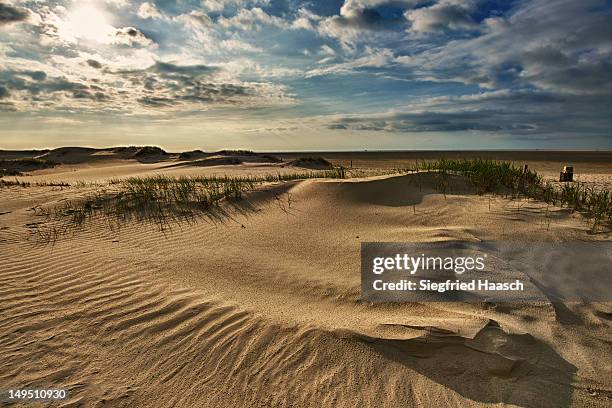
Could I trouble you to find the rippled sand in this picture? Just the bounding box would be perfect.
[1,150,611,407]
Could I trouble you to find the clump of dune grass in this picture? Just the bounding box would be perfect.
[41,175,257,231]
[0,178,30,187]
[419,158,541,195]
[33,169,350,240]
[421,158,611,230]
[0,178,71,188]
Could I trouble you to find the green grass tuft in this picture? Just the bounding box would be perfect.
[34,170,349,239]
[421,158,611,230]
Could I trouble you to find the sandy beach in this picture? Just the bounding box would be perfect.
[2,0,611,405]
[0,148,610,407]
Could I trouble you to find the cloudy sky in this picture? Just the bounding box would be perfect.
[0,0,611,150]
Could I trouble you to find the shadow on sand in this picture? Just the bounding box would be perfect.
[353,319,576,407]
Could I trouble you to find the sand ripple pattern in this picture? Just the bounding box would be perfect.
[1,175,610,407]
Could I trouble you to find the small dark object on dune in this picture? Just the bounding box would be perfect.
[559,166,574,182]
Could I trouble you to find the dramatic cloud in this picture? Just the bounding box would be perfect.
[121,62,291,108]
[0,61,293,113]
[328,89,612,136]
[0,3,28,25]
[0,0,610,148]
[399,0,612,95]
[318,0,412,44]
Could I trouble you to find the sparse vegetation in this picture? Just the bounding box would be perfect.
[0,158,58,175]
[0,178,70,188]
[420,158,612,230]
[0,178,29,187]
[216,149,256,156]
[23,159,612,239]
[32,169,349,240]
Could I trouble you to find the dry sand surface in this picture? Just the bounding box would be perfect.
[1,149,611,407]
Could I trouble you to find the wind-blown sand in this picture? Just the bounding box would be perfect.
[1,149,611,407]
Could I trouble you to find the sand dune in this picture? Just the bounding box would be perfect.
[1,161,611,407]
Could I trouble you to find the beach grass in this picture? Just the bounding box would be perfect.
[32,169,349,238]
[25,159,612,238]
[0,178,70,188]
[419,158,612,230]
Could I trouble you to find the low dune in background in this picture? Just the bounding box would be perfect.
[2,147,611,189]
[1,148,611,407]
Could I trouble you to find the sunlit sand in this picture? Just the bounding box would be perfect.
[1,148,610,406]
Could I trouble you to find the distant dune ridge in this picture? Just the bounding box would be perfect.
[0,146,286,167]
[0,147,611,407]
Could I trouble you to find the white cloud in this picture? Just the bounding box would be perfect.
[201,0,271,13]
[320,44,336,56]
[405,0,477,33]
[0,59,294,114]
[105,0,130,8]
[306,47,394,77]
[220,39,262,52]
[201,0,225,12]
[218,7,287,31]
[137,2,163,20]
[175,11,213,29]
[400,0,612,94]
